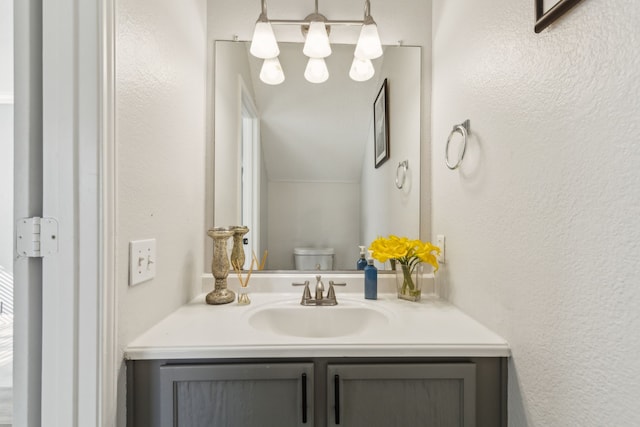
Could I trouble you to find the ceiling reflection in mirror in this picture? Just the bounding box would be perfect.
[214,41,421,271]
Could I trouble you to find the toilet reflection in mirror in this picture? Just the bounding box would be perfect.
[213,41,422,271]
[293,247,335,271]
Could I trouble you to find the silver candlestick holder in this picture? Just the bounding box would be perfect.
[230,226,249,270]
[206,227,235,305]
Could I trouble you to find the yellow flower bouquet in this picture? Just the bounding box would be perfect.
[369,235,440,301]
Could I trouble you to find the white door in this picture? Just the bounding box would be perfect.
[13,0,110,426]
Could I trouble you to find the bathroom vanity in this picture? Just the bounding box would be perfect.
[125,277,509,427]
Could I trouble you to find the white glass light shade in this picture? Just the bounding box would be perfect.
[349,57,375,82]
[354,22,383,60]
[250,21,280,59]
[304,58,329,83]
[259,57,285,85]
[303,21,332,58]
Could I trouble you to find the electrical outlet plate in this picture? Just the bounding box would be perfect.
[436,234,445,264]
[129,239,156,286]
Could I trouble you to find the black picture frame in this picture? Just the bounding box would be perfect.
[374,79,389,168]
[535,0,584,33]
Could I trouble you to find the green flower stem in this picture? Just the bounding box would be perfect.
[401,264,415,294]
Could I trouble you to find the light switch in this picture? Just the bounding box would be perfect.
[129,239,156,286]
[436,234,445,264]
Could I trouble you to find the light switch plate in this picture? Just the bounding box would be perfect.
[129,239,156,286]
[436,234,446,264]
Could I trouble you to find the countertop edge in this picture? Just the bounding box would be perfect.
[124,343,511,361]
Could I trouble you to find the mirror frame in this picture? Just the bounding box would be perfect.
[534,0,585,33]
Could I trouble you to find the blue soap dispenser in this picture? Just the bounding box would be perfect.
[356,246,367,270]
[364,250,377,300]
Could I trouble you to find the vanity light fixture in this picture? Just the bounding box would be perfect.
[353,13,383,60]
[249,7,280,59]
[349,57,375,82]
[250,0,383,84]
[304,57,329,83]
[303,18,332,59]
[259,57,285,85]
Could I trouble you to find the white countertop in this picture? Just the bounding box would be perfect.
[125,285,510,360]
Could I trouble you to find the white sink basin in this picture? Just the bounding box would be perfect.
[248,303,390,338]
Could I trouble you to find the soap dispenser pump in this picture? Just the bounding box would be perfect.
[356,246,367,270]
[364,250,377,300]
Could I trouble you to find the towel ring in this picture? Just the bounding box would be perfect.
[395,160,408,189]
[445,120,470,170]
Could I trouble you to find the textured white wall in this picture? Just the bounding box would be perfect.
[115,0,207,389]
[361,46,422,252]
[432,0,640,425]
[267,181,360,270]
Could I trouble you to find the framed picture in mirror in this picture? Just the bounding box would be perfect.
[374,78,389,168]
[535,0,584,33]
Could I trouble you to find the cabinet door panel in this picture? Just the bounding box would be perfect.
[328,363,475,427]
[161,363,313,427]
[174,378,299,427]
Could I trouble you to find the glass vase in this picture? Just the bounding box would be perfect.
[237,290,251,305]
[395,263,423,302]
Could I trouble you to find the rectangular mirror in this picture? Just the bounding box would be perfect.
[214,40,421,271]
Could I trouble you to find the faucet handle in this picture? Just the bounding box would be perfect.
[326,281,346,303]
[292,280,311,304]
[292,280,310,287]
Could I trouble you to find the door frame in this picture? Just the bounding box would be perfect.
[99,0,118,425]
[239,78,260,264]
[14,0,116,425]
[13,1,43,425]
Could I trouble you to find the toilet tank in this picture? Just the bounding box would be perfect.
[293,247,335,270]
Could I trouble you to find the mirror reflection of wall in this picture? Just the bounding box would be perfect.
[214,41,421,271]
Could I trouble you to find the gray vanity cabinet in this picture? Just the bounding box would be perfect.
[327,363,476,427]
[128,358,505,427]
[158,363,314,427]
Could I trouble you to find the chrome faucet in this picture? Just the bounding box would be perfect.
[292,275,346,306]
[315,275,325,300]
